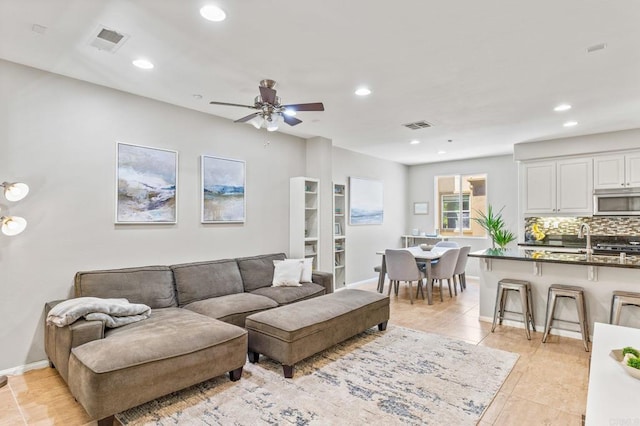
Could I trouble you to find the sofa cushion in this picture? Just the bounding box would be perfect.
[236,253,286,291]
[74,266,176,309]
[171,259,244,306]
[75,308,245,373]
[183,293,278,327]
[250,282,325,305]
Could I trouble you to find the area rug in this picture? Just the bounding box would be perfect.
[116,326,518,425]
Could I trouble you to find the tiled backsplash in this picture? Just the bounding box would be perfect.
[525,216,640,236]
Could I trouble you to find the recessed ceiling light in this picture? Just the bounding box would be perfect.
[554,104,572,112]
[563,121,578,127]
[200,5,226,22]
[437,150,446,155]
[283,109,297,116]
[587,43,606,53]
[410,140,420,145]
[355,87,371,96]
[132,59,154,69]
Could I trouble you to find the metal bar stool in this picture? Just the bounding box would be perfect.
[491,279,536,340]
[610,291,640,326]
[542,284,589,352]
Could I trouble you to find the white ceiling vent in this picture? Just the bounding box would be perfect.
[402,120,432,130]
[88,26,129,53]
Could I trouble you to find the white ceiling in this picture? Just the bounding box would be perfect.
[1,0,640,165]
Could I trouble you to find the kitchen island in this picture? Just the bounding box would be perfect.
[469,248,640,339]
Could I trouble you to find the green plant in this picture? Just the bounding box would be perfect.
[472,205,516,249]
[623,346,640,357]
[628,357,640,370]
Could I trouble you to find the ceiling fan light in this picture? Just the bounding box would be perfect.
[265,114,280,132]
[2,182,29,201]
[1,215,27,236]
[283,109,297,117]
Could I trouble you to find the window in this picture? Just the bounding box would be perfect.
[441,194,470,230]
[435,174,487,237]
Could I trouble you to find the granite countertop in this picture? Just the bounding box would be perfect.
[469,248,640,269]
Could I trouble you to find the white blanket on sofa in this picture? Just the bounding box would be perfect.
[47,297,151,328]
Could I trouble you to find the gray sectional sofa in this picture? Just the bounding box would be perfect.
[44,253,332,425]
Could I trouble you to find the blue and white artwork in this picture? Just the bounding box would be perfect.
[116,143,178,224]
[201,155,245,223]
[349,177,383,225]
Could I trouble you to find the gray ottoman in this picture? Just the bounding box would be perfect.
[245,289,390,378]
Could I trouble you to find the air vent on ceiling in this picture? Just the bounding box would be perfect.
[402,120,432,130]
[88,26,129,53]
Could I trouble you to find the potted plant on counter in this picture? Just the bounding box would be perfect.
[472,205,516,249]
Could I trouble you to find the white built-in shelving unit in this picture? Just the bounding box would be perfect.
[290,177,320,270]
[333,183,346,289]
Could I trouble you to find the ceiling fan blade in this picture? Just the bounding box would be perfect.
[283,115,303,126]
[259,85,277,104]
[209,101,256,109]
[282,102,325,112]
[234,112,260,123]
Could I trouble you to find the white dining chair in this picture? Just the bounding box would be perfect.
[426,248,460,301]
[434,241,460,248]
[452,246,471,294]
[385,249,425,305]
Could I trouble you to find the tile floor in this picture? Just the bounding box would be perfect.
[0,278,590,425]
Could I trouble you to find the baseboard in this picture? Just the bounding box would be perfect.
[478,316,589,340]
[0,360,50,377]
[346,277,379,288]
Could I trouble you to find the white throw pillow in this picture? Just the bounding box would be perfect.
[272,260,303,287]
[288,257,314,283]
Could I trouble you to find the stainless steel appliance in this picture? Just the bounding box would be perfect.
[593,241,640,255]
[593,189,640,215]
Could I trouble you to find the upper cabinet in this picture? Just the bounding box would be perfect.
[594,152,640,189]
[523,157,593,215]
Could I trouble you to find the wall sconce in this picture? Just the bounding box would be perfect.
[0,181,29,237]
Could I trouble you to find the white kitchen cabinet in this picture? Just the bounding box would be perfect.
[594,152,640,189]
[523,157,593,215]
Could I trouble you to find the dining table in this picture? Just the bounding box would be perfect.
[375,246,450,305]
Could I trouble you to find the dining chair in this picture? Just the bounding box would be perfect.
[385,249,425,305]
[424,248,460,302]
[434,241,460,248]
[452,246,471,294]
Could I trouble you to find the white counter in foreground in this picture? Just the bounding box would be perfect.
[585,322,640,425]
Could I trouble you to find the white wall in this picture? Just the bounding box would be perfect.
[332,147,409,284]
[408,155,519,276]
[514,128,640,161]
[0,59,308,371]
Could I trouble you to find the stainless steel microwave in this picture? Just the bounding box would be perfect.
[594,189,640,215]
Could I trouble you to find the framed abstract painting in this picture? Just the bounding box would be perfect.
[201,155,246,223]
[115,142,178,224]
[349,177,383,225]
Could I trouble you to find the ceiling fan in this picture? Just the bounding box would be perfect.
[209,79,324,131]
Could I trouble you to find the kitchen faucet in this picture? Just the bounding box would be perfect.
[578,223,592,256]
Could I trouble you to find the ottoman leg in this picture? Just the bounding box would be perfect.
[97,415,115,426]
[248,351,260,363]
[378,320,388,331]
[229,367,243,382]
[283,365,294,378]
